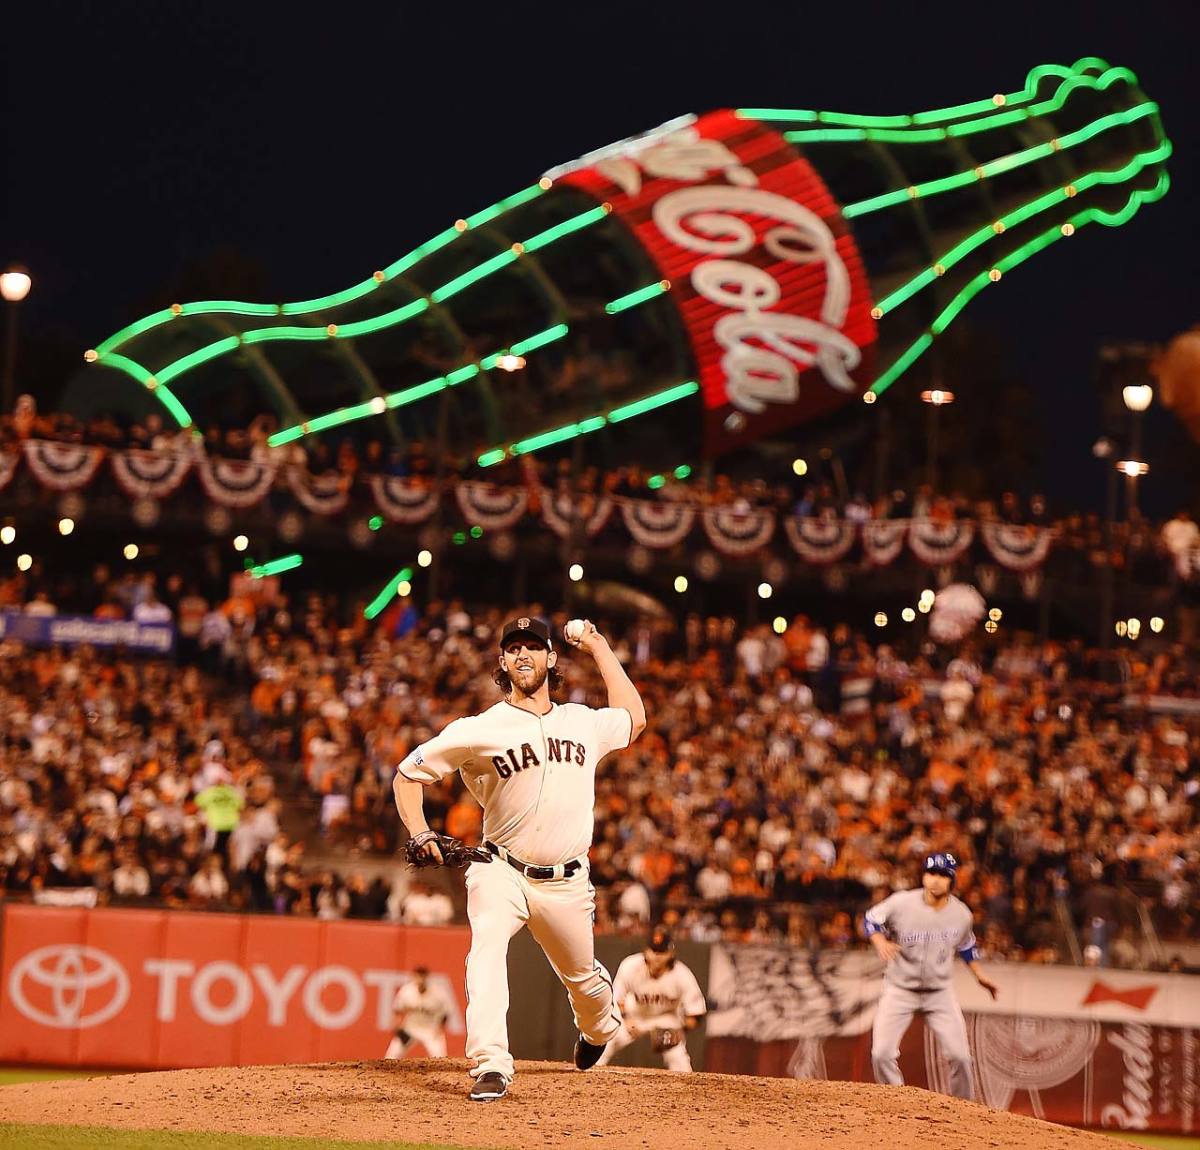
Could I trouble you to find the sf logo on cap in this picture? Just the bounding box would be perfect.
[517,618,530,630]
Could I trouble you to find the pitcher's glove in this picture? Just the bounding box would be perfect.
[651,1027,684,1053]
[404,830,492,869]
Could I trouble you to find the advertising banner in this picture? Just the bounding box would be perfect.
[0,612,174,654]
[0,905,469,1069]
[704,944,1200,1134]
[561,111,878,455]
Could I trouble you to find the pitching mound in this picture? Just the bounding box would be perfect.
[0,1060,1130,1150]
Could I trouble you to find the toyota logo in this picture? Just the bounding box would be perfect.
[8,944,130,1028]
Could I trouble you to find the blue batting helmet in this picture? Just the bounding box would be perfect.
[925,852,958,879]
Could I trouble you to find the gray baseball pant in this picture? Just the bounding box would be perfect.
[870,983,974,1099]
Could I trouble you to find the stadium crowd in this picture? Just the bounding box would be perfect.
[1,553,1197,970]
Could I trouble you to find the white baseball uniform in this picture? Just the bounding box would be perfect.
[863,888,978,1099]
[595,953,707,1071]
[384,978,452,1059]
[398,698,633,1082]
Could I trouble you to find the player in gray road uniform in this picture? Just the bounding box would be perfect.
[863,852,998,1099]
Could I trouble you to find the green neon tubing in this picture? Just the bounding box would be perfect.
[250,554,304,578]
[604,281,670,315]
[431,249,519,303]
[477,380,699,467]
[154,385,194,429]
[94,184,548,354]
[364,566,415,620]
[268,325,568,445]
[738,59,1111,126]
[608,381,699,422]
[871,172,1171,396]
[842,102,1157,219]
[99,353,156,387]
[784,67,1140,147]
[521,206,608,253]
[242,326,329,345]
[510,323,569,356]
[155,337,241,385]
[873,141,1172,316]
[332,298,430,339]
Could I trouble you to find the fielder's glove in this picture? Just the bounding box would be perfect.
[403,830,492,869]
[651,1027,684,1053]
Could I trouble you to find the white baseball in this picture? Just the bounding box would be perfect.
[564,619,587,645]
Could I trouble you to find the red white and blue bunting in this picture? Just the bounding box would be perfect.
[784,517,857,565]
[980,522,1055,571]
[0,450,18,492]
[702,507,776,556]
[862,519,909,567]
[541,492,614,539]
[620,499,696,549]
[195,452,277,508]
[287,467,350,516]
[110,448,192,500]
[369,476,439,524]
[455,482,529,532]
[23,440,105,492]
[908,518,975,567]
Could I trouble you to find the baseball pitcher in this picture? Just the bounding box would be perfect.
[863,852,998,1099]
[596,927,706,1072]
[393,615,646,1102]
[384,966,452,1059]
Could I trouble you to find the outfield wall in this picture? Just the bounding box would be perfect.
[1,904,1196,1134]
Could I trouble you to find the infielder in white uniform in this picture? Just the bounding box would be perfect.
[596,927,706,1072]
[384,966,451,1060]
[863,852,998,1099]
[393,615,646,1102]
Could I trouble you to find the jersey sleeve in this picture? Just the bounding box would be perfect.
[612,955,636,1005]
[956,912,980,962]
[396,717,476,784]
[593,706,634,759]
[680,965,707,1018]
[863,894,895,937]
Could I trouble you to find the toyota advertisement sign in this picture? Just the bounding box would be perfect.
[0,906,469,1068]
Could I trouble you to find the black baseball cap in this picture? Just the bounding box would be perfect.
[499,616,552,650]
[648,926,674,953]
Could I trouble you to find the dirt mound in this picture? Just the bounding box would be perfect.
[0,1060,1130,1150]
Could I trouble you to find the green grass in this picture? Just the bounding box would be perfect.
[0,1068,102,1085]
[0,1128,485,1150]
[1105,1136,1200,1150]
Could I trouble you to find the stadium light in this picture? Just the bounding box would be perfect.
[674,576,688,593]
[792,458,808,477]
[901,607,916,622]
[0,526,13,545]
[773,616,787,634]
[1150,616,1164,633]
[874,611,888,627]
[1122,384,1153,412]
[16,553,32,571]
[233,534,249,551]
[123,543,139,560]
[417,549,433,568]
[57,518,74,536]
[757,582,773,599]
[569,563,584,582]
[1116,459,1148,477]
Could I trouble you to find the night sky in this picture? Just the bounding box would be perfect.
[6,1,1197,512]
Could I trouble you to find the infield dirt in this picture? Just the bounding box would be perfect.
[0,1059,1146,1150]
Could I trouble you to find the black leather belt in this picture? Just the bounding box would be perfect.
[486,841,581,881]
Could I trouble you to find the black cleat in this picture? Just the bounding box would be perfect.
[574,1034,606,1070]
[468,1072,509,1102]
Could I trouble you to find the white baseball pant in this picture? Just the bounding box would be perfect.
[870,983,974,1099]
[384,1026,447,1059]
[464,858,621,1082]
[594,1022,693,1071]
